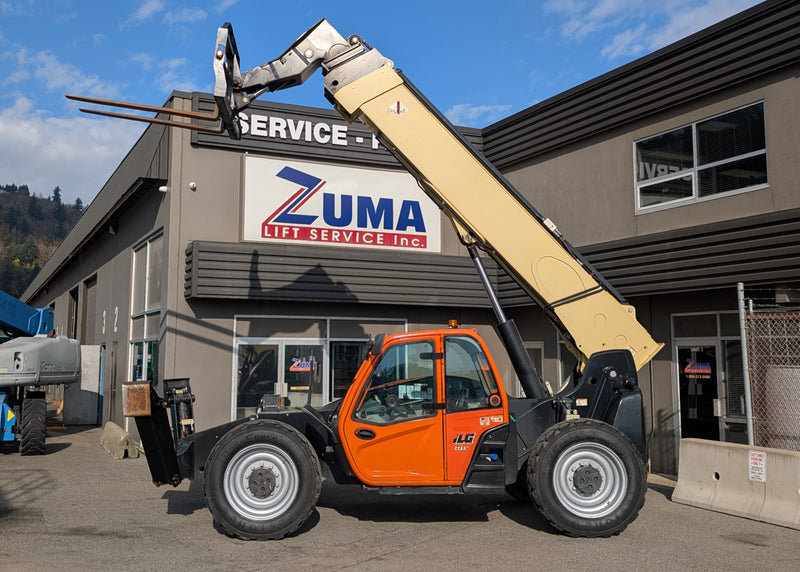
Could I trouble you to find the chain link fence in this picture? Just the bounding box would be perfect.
[742,286,800,452]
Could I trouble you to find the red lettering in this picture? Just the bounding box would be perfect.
[261,223,426,249]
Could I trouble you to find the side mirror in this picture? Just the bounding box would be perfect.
[368,334,385,356]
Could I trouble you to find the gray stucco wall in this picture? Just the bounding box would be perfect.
[501,69,800,247]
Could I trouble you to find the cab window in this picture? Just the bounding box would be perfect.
[354,340,436,424]
[445,336,499,412]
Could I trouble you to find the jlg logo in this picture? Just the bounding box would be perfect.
[452,433,475,444]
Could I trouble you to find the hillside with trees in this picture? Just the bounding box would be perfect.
[0,184,84,298]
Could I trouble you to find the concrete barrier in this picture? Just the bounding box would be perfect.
[99,421,140,460]
[672,438,800,530]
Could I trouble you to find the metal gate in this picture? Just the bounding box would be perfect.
[739,284,800,451]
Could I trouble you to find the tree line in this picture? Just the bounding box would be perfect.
[0,184,84,298]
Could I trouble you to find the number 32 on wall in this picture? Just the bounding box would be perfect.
[101,306,119,335]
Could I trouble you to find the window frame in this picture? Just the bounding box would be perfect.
[230,315,407,418]
[444,335,500,413]
[634,101,768,214]
[129,232,163,384]
[352,339,437,425]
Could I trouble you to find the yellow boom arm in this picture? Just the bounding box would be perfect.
[68,19,662,372]
[329,67,662,369]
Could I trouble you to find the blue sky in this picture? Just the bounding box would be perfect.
[0,0,762,205]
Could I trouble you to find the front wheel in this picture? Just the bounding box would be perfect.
[204,420,322,540]
[20,397,47,456]
[528,419,646,537]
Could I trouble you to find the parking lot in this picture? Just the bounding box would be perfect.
[1,426,799,571]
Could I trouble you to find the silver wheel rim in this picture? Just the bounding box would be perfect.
[552,442,627,519]
[223,443,300,520]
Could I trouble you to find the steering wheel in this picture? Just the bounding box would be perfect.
[385,394,410,419]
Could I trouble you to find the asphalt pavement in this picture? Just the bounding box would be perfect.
[1,426,798,571]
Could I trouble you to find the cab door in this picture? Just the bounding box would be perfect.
[442,334,508,482]
[339,337,446,485]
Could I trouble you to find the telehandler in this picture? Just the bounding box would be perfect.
[69,19,662,540]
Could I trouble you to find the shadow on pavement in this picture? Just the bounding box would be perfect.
[647,474,677,501]
[0,442,20,455]
[0,468,56,518]
[0,437,71,455]
[495,497,555,534]
[317,479,493,524]
[647,483,675,500]
[162,478,206,515]
[316,477,553,533]
[44,442,72,454]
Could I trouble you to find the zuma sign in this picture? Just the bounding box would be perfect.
[243,156,441,252]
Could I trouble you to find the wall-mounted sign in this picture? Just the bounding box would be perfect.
[239,112,379,149]
[243,156,441,252]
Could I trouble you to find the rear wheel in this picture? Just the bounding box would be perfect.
[528,419,646,537]
[20,396,46,456]
[204,420,322,540]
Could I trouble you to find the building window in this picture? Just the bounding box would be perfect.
[130,233,163,383]
[232,316,405,418]
[330,341,368,400]
[635,102,767,212]
[68,287,79,339]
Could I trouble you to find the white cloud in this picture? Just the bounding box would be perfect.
[129,54,199,93]
[0,1,31,17]
[22,50,120,99]
[214,0,239,12]
[4,67,29,85]
[545,0,762,58]
[545,0,646,42]
[647,0,762,51]
[163,7,207,26]
[155,57,198,93]
[445,103,513,127]
[129,52,157,72]
[122,0,164,28]
[601,22,647,58]
[0,96,144,205]
[3,46,121,101]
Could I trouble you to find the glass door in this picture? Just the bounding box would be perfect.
[330,341,368,401]
[235,340,326,416]
[284,343,325,408]
[677,344,720,440]
[236,342,279,418]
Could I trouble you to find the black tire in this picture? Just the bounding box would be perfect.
[203,420,322,540]
[20,397,47,456]
[528,418,646,537]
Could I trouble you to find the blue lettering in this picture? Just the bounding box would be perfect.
[396,200,426,232]
[357,196,393,229]
[322,193,352,227]
[273,166,320,225]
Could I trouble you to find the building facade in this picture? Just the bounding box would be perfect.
[24,0,800,474]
